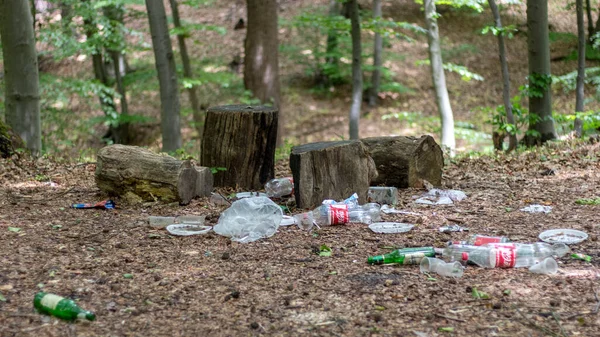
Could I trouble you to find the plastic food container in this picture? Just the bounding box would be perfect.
[539,229,588,244]
[368,222,414,234]
[166,224,212,236]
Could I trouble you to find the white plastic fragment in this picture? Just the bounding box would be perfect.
[520,204,552,214]
[213,196,283,243]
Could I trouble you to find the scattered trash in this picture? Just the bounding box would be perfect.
[71,199,115,209]
[438,224,469,233]
[414,189,467,205]
[235,192,268,199]
[380,205,421,216]
[148,216,177,227]
[571,253,592,262]
[148,215,206,228]
[528,257,558,275]
[450,234,510,246]
[485,242,570,258]
[322,193,359,208]
[213,196,282,243]
[294,201,381,231]
[520,204,552,214]
[279,215,296,226]
[539,229,588,245]
[210,193,230,206]
[177,215,205,224]
[419,257,464,278]
[368,222,414,234]
[265,177,294,198]
[367,247,435,265]
[34,292,95,321]
[444,242,569,268]
[368,186,398,205]
[166,224,212,236]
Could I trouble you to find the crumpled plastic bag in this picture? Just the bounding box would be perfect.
[415,189,467,205]
[520,204,552,214]
[213,196,283,243]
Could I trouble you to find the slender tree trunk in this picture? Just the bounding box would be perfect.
[369,0,383,107]
[244,0,282,146]
[526,0,556,145]
[30,0,36,31]
[321,0,341,86]
[585,0,594,41]
[146,0,182,152]
[424,0,455,154]
[0,0,42,154]
[488,0,517,151]
[575,0,585,138]
[169,0,204,141]
[348,0,362,140]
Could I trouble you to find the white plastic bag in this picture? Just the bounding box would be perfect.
[213,196,283,243]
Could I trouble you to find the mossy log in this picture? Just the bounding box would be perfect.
[95,145,213,204]
[290,140,378,209]
[361,135,443,188]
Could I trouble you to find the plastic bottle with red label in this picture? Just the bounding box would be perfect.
[293,203,381,230]
[450,234,510,246]
[443,242,569,268]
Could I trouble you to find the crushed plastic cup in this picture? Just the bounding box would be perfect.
[520,204,552,214]
[166,224,212,236]
[528,257,558,275]
[414,189,466,205]
[419,257,464,278]
[213,196,283,243]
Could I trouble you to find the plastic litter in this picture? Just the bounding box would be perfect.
[571,253,592,262]
[71,199,115,209]
[539,229,588,244]
[148,216,177,227]
[520,204,552,214]
[177,215,205,224]
[415,189,466,205]
[368,247,435,265]
[528,257,558,275]
[380,205,421,216]
[368,186,398,205]
[450,234,510,246]
[166,224,212,236]
[279,215,296,226]
[235,192,268,199]
[438,224,469,233]
[419,257,464,278]
[369,222,414,234]
[264,177,294,198]
[213,196,282,243]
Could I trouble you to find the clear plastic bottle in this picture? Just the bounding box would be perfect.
[294,203,381,230]
[450,234,510,246]
[264,177,294,198]
[443,242,570,268]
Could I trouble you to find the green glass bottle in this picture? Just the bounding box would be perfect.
[33,292,96,321]
[368,247,436,265]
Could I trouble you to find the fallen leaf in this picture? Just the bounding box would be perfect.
[8,227,21,232]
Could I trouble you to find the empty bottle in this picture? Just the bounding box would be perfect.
[368,247,436,265]
[294,203,381,230]
[450,234,510,246]
[420,257,465,278]
[34,292,96,321]
[264,177,294,198]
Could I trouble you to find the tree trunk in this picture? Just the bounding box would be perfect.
[369,0,383,107]
[145,0,182,152]
[575,0,585,138]
[348,0,362,140]
[290,140,378,209]
[361,135,444,188]
[526,0,556,145]
[244,0,282,146]
[0,0,42,155]
[95,145,213,205]
[321,0,341,86]
[200,105,278,190]
[585,0,594,41]
[169,0,204,141]
[424,0,455,155]
[488,0,517,151]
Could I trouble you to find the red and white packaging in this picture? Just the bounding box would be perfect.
[327,204,349,225]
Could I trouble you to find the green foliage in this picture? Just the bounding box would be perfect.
[210,167,227,174]
[481,24,517,38]
[553,111,600,136]
[416,60,484,81]
[576,197,600,205]
[486,93,543,140]
[275,139,296,162]
[526,73,552,98]
[554,67,600,100]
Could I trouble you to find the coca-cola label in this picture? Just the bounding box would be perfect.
[473,235,504,246]
[328,205,348,225]
[487,243,516,249]
[495,248,516,268]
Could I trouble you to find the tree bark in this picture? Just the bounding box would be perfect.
[526,0,556,144]
[200,105,278,190]
[575,0,585,138]
[290,140,378,209]
[488,0,517,151]
[95,145,213,204]
[361,135,444,188]
[424,0,455,155]
[369,0,383,107]
[244,0,282,146]
[145,0,182,152]
[0,0,42,155]
[348,0,362,140]
[169,0,204,141]
[585,0,594,41]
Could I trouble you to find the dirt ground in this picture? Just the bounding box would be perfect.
[1,139,599,336]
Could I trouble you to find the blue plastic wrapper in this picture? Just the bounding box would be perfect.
[71,199,115,209]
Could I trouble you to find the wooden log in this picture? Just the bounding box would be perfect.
[290,140,378,209]
[95,144,213,204]
[361,135,443,188]
[200,105,278,190]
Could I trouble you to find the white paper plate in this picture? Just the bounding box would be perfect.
[236,192,268,199]
[539,229,588,244]
[166,224,212,236]
[369,222,414,234]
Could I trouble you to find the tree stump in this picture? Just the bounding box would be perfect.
[361,135,444,188]
[95,145,213,204]
[290,140,378,209]
[201,105,278,190]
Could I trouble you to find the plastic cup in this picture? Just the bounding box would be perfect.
[528,257,558,275]
[420,257,464,278]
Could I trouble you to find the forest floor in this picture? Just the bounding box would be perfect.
[1,139,599,336]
